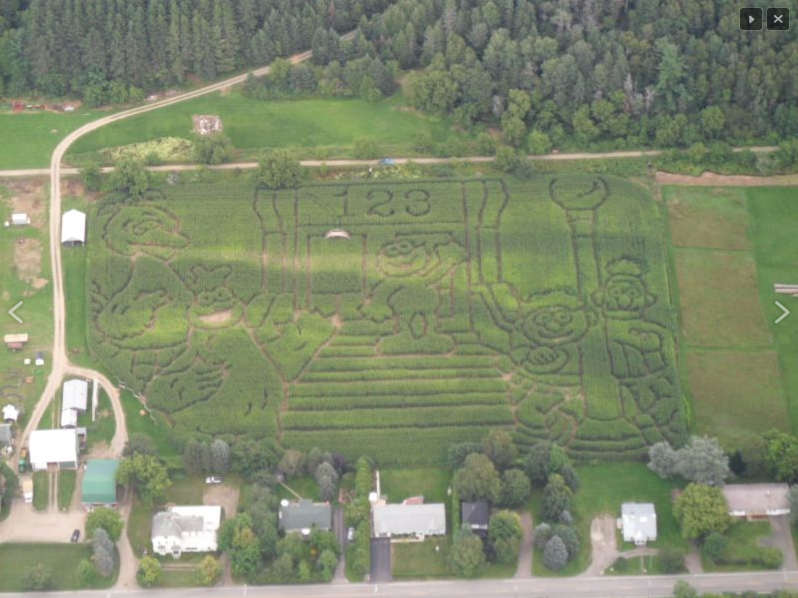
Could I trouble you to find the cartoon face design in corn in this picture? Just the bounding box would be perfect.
[376,238,430,278]
[520,290,594,347]
[511,290,596,374]
[593,259,655,319]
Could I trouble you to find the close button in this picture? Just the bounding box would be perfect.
[767,8,790,30]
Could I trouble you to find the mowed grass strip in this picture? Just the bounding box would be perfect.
[674,251,771,347]
[665,186,751,250]
[686,350,787,447]
[0,543,116,591]
[747,187,798,432]
[68,93,460,157]
[0,110,100,169]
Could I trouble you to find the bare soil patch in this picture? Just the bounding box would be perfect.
[6,179,46,228]
[198,310,232,324]
[14,237,48,289]
[675,251,771,347]
[688,349,787,447]
[192,115,223,136]
[204,483,239,519]
[657,171,798,186]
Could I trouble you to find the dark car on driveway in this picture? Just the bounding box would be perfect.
[70,529,80,543]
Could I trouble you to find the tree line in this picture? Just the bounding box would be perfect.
[0,0,393,104]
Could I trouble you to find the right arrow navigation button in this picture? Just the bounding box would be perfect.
[775,301,790,324]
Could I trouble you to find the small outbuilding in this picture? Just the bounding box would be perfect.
[82,459,120,508]
[61,209,86,246]
[34,351,44,366]
[11,213,30,226]
[0,423,13,448]
[29,428,79,471]
[60,408,78,428]
[2,404,19,423]
[279,499,332,534]
[723,484,791,519]
[4,333,29,350]
[372,503,446,539]
[620,503,657,546]
[461,501,489,536]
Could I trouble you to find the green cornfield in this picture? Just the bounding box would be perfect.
[86,176,686,465]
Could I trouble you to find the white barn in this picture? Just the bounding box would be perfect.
[11,213,30,226]
[62,379,88,411]
[61,209,86,246]
[620,503,657,545]
[29,428,79,471]
[151,506,222,558]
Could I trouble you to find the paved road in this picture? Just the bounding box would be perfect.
[0,571,796,597]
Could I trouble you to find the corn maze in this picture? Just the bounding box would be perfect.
[86,176,686,465]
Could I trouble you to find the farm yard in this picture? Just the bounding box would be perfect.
[84,175,686,465]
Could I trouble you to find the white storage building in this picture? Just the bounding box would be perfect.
[62,379,88,411]
[372,503,446,539]
[61,209,86,246]
[29,428,79,471]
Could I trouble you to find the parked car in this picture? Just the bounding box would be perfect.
[70,529,80,543]
[347,527,355,542]
[205,476,222,485]
[378,158,396,166]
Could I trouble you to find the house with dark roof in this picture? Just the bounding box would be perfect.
[461,501,489,536]
[278,499,331,534]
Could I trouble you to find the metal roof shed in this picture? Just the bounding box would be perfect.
[63,379,88,411]
[82,459,120,507]
[61,209,86,246]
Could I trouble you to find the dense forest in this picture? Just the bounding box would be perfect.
[2,0,797,147]
[0,0,392,103]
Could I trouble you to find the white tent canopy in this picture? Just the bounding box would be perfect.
[29,428,79,470]
[61,209,86,245]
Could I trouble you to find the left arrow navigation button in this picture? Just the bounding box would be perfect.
[8,301,23,323]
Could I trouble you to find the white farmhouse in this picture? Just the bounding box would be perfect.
[61,209,86,246]
[620,503,657,545]
[151,506,222,558]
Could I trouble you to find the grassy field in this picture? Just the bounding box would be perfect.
[0,182,53,431]
[664,185,794,448]
[276,476,320,503]
[80,175,685,465]
[0,110,101,168]
[392,538,450,579]
[0,543,116,590]
[379,469,451,504]
[530,463,685,576]
[58,470,77,510]
[32,471,49,511]
[68,92,465,161]
[701,521,775,572]
[747,187,798,432]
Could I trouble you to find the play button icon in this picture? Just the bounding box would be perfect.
[740,7,763,30]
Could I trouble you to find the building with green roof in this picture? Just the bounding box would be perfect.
[81,459,120,508]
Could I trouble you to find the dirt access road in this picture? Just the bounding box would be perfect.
[9,31,359,590]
